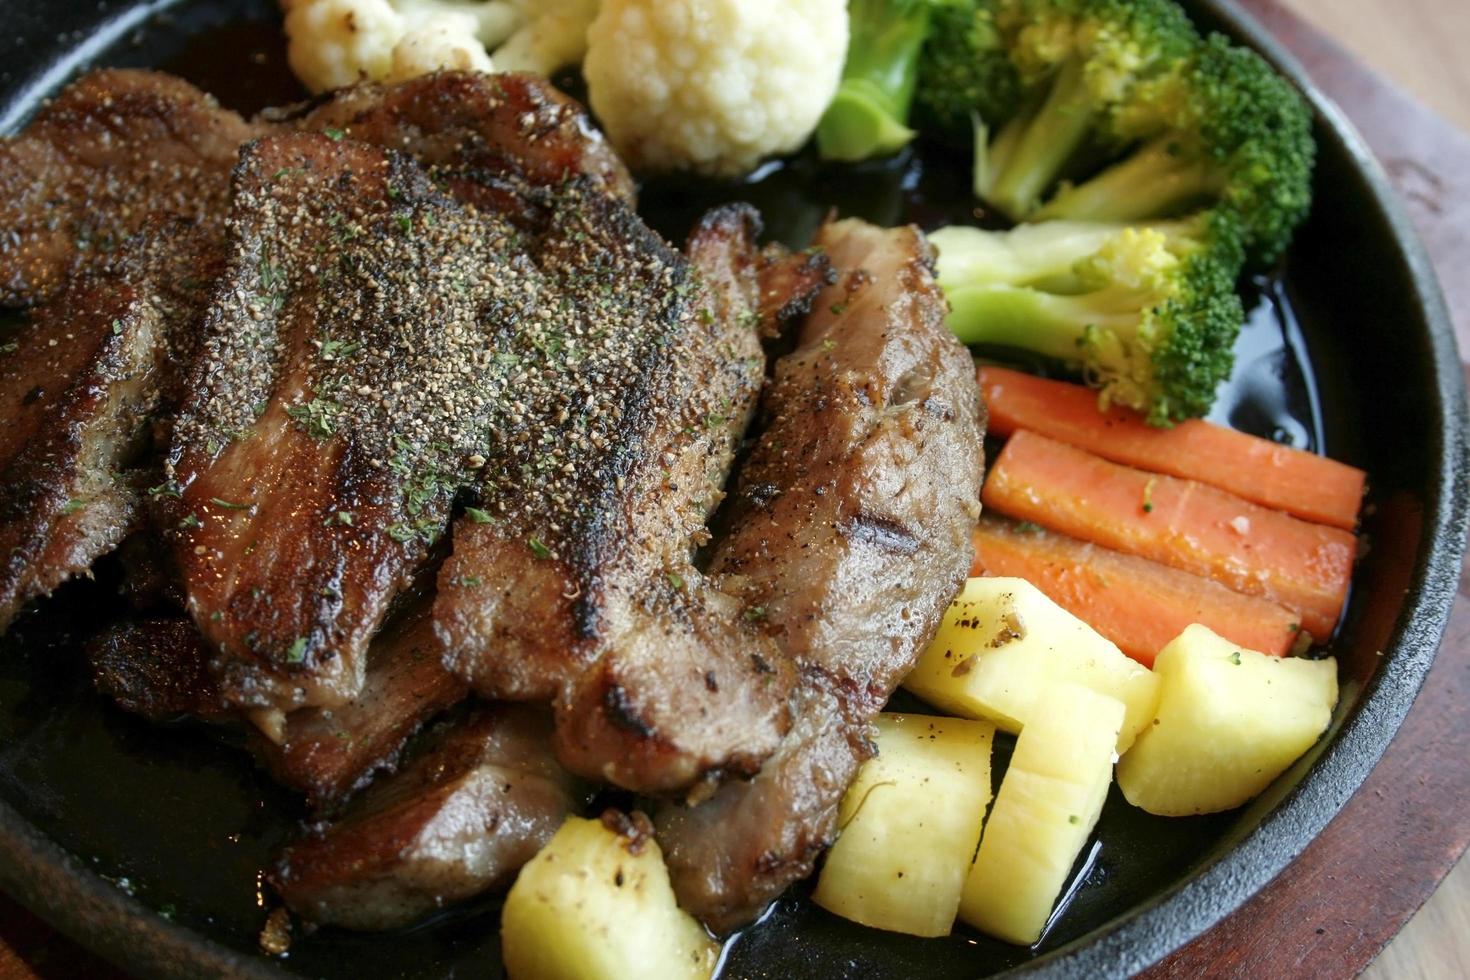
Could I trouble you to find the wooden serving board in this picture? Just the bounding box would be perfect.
[3,1,1469,977]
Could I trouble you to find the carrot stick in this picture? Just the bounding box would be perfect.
[979,366,1366,531]
[972,516,1301,667]
[982,431,1356,640]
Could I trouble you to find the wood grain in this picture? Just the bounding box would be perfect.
[1281,0,1470,135]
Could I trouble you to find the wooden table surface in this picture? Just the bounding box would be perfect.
[4,1,1470,979]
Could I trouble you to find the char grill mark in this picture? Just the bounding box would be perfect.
[656,220,987,933]
[0,69,265,307]
[294,71,635,217]
[273,704,582,931]
[435,205,832,795]
[160,133,533,713]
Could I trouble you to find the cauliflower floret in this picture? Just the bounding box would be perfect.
[493,0,599,75]
[583,0,849,177]
[284,0,405,93]
[282,0,596,94]
[389,12,495,82]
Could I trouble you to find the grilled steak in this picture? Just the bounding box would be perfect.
[0,218,236,634]
[158,132,536,713]
[0,68,619,312]
[656,219,986,932]
[434,206,830,795]
[87,600,466,809]
[0,69,264,307]
[250,598,468,808]
[273,704,582,930]
[293,71,635,216]
[0,247,197,632]
[5,63,981,936]
[87,618,232,724]
[0,280,155,630]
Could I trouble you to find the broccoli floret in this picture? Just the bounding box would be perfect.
[817,0,935,161]
[971,0,1198,220]
[915,0,1022,138]
[930,212,1245,425]
[1034,33,1315,264]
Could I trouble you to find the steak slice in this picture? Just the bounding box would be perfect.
[159,133,532,713]
[656,219,987,932]
[0,69,264,307]
[87,600,466,809]
[250,598,468,808]
[87,618,233,724]
[273,704,582,931]
[434,206,830,795]
[293,71,635,216]
[0,280,158,631]
[550,212,832,794]
[0,220,229,634]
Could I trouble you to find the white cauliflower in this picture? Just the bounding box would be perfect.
[389,11,495,82]
[281,0,596,94]
[493,0,599,74]
[583,0,849,177]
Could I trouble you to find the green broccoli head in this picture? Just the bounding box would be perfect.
[1074,227,1243,424]
[1036,33,1316,265]
[1196,36,1316,264]
[915,0,1023,136]
[932,212,1245,425]
[969,0,1198,219]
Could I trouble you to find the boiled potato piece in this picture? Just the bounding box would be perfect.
[813,713,995,938]
[960,683,1124,945]
[904,577,1159,750]
[501,813,717,980]
[1116,624,1338,816]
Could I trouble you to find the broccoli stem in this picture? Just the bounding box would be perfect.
[816,0,931,162]
[945,284,1144,356]
[1033,135,1226,222]
[986,56,1097,220]
[975,103,1027,200]
[931,222,1132,294]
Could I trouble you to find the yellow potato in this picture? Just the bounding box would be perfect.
[813,713,995,937]
[501,814,717,980]
[904,577,1159,750]
[1116,624,1338,816]
[959,683,1124,945]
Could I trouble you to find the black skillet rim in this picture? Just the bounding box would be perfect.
[0,1,1466,977]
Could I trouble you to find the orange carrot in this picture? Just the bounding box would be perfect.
[979,366,1366,531]
[972,516,1301,667]
[982,431,1356,640]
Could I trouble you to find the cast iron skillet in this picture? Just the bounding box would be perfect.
[0,1,1465,977]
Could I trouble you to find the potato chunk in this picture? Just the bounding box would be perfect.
[959,683,1123,945]
[903,577,1159,750]
[813,713,995,938]
[501,813,717,980]
[1116,624,1338,816]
